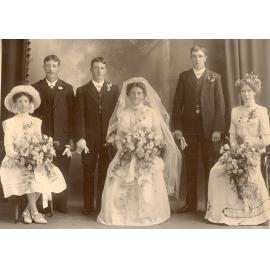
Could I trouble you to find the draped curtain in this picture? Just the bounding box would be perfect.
[225,39,270,112]
[0,39,29,161]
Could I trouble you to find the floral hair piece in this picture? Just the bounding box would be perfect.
[235,72,262,93]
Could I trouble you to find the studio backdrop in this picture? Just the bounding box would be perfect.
[1,39,270,204]
[28,39,227,115]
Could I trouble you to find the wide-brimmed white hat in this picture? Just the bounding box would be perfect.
[4,85,41,113]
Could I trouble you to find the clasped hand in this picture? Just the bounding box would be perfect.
[76,138,90,154]
[62,139,75,157]
[173,130,221,150]
[173,130,187,150]
[62,145,72,157]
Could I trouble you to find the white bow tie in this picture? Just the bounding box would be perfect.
[92,80,104,92]
[193,68,205,79]
[96,84,103,90]
[46,80,57,88]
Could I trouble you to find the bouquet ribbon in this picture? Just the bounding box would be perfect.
[126,156,136,183]
[34,169,53,208]
[42,192,52,208]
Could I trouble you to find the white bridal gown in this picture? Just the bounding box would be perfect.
[0,114,66,200]
[97,105,170,226]
[205,105,270,225]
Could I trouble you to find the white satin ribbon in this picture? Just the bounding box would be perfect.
[126,156,136,183]
[34,168,53,208]
[243,199,250,214]
[42,192,52,208]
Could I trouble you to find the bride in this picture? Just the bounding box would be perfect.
[97,77,182,226]
[205,73,270,226]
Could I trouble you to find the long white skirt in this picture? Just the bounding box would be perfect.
[97,155,170,226]
[205,161,270,226]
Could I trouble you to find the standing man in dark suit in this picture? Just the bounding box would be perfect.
[74,57,119,215]
[172,45,225,213]
[33,54,75,213]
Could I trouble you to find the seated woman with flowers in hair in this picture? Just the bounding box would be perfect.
[205,73,270,226]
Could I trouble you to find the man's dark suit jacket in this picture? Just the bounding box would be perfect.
[33,78,74,152]
[73,80,119,149]
[172,68,225,139]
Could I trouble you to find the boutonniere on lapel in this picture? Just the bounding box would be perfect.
[57,86,63,90]
[106,82,112,92]
[207,74,217,84]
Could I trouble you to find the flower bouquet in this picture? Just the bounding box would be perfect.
[118,127,166,168]
[13,134,56,182]
[219,138,264,202]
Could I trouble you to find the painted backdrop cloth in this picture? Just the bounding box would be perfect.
[97,105,170,226]
[205,105,270,225]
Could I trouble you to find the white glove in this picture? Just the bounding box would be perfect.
[173,130,188,150]
[62,145,72,158]
[76,138,90,154]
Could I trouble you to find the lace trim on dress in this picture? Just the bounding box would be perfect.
[222,198,270,218]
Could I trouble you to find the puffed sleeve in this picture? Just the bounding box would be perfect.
[3,120,17,158]
[259,107,270,146]
[229,107,237,145]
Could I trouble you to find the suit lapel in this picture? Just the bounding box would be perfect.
[201,69,209,98]
[100,81,109,100]
[53,79,64,108]
[187,69,196,87]
[87,81,99,105]
[186,70,197,101]
[40,79,52,105]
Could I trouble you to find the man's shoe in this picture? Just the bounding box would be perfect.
[82,208,93,216]
[54,206,68,214]
[39,207,51,216]
[176,204,196,214]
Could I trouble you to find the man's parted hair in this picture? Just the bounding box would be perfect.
[90,57,106,68]
[190,45,207,56]
[43,54,60,65]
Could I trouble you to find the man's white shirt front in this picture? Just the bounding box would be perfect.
[92,80,104,92]
[193,67,205,79]
[46,79,58,88]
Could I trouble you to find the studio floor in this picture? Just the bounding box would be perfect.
[0,154,269,229]
[0,198,269,229]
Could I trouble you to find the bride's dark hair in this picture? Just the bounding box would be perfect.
[126,82,147,96]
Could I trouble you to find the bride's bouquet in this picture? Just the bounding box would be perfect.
[119,127,166,167]
[219,138,264,201]
[13,134,56,182]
